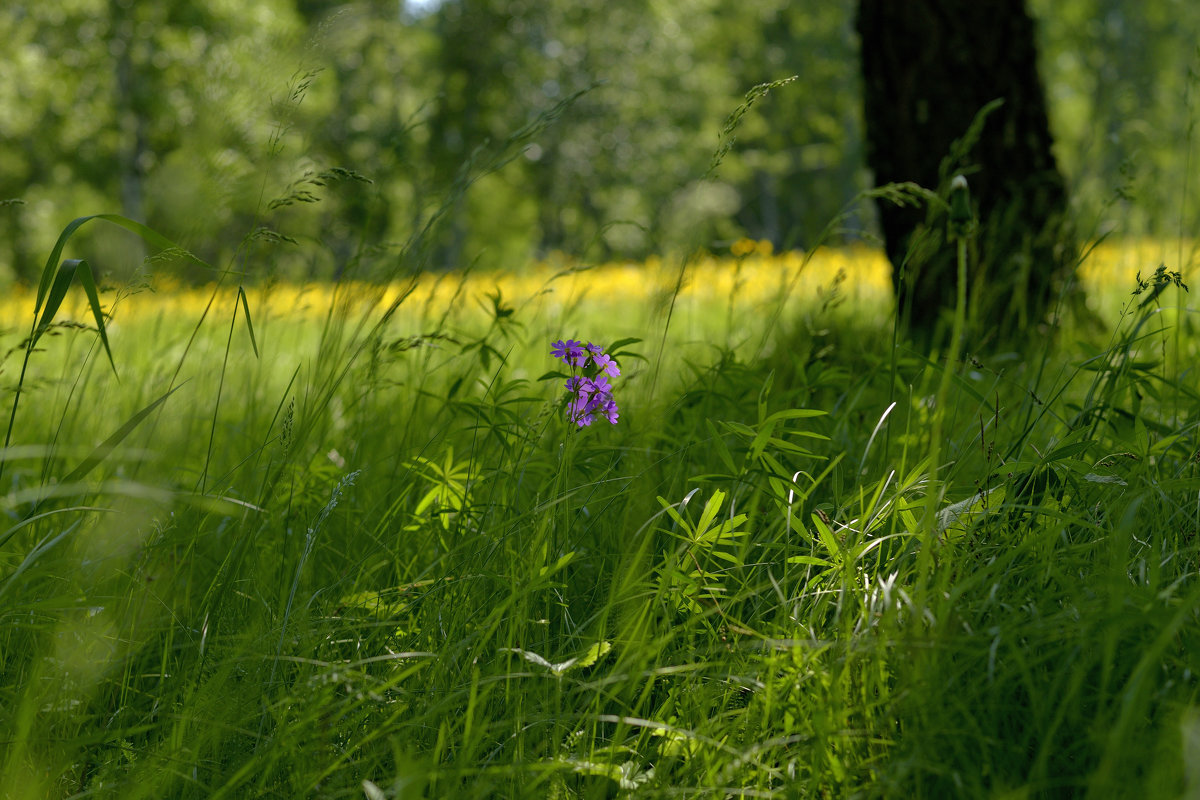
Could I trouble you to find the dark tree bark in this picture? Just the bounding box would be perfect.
[857,0,1075,341]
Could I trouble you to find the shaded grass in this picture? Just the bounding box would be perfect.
[0,230,1198,799]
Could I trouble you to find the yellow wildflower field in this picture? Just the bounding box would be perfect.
[0,239,1191,333]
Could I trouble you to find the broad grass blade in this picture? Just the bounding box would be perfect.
[61,384,187,485]
[237,286,260,359]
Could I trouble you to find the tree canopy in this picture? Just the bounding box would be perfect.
[0,0,1197,283]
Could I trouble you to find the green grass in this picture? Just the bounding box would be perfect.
[1,218,1198,799]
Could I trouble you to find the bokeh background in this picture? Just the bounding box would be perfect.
[1,0,1198,283]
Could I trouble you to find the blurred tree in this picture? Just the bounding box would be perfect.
[714,1,868,250]
[0,1,873,279]
[858,0,1075,340]
[422,0,749,265]
[0,0,303,282]
[283,3,441,279]
[4,0,1195,286]
[1032,0,1200,240]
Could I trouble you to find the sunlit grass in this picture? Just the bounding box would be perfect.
[0,243,886,329]
[2,238,1188,335]
[1,232,1198,798]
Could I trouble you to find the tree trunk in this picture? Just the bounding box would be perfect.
[857,0,1074,341]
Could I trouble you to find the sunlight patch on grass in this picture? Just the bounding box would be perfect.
[1,229,1198,798]
[1,239,1189,333]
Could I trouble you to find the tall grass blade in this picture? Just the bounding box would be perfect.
[237,285,260,359]
[34,213,209,313]
[59,383,186,486]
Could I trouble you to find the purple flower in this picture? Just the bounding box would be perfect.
[600,398,619,424]
[568,386,592,411]
[550,339,579,359]
[551,339,588,368]
[553,338,622,427]
[592,352,620,378]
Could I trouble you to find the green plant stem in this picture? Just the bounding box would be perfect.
[0,347,35,485]
[918,235,969,595]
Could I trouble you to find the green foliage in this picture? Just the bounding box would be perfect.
[1,200,1198,797]
[2,3,1200,796]
[4,1,1197,280]
[1031,0,1200,237]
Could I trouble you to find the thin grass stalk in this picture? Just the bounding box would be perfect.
[916,192,971,600]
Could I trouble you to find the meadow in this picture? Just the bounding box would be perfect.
[1,227,1198,799]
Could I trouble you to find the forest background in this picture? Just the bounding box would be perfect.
[2,0,1199,286]
[6,2,1200,797]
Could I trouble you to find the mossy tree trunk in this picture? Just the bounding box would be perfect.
[857,0,1075,341]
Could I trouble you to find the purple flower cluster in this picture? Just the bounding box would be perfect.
[551,339,620,427]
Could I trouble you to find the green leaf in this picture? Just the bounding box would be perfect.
[1045,439,1094,462]
[722,420,756,437]
[757,451,791,478]
[538,550,576,578]
[32,258,81,347]
[706,419,738,477]
[748,420,777,462]
[698,516,749,544]
[760,408,828,425]
[605,337,642,352]
[786,555,834,568]
[36,213,208,315]
[657,495,693,534]
[237,286,260,359]
[812,513,843,559]
[0,506,113,551]
[569,641,612,670]
[756,371,775,422]
[694,489,726,538]
[60,384,187,486]
[73,259,116,374]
